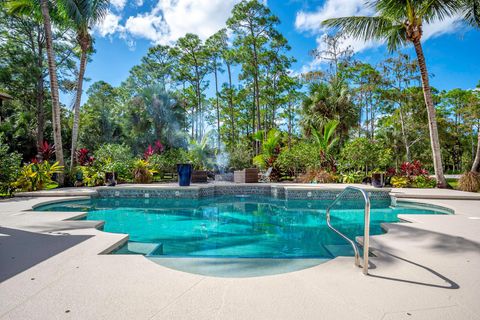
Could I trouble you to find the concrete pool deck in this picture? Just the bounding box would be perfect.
[1,184,480,319]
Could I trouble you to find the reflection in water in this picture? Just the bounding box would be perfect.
[36,196,444,258]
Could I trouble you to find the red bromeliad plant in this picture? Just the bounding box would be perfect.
[399,160,429,178]
[76,148,94,166]
[144,140,164,160]
[38,141,55,161]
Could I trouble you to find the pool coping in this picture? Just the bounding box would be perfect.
[3,185,480,319]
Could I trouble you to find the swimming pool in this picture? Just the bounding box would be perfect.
[35,195,447,259]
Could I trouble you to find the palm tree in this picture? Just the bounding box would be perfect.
[311,119,339,171]
[321,0,473,188]
[63,0,110,170]
[39,0,65,184]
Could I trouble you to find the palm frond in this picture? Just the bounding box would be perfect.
[462,0,480,27]
[322,16,396,42]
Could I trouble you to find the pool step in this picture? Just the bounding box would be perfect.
[146,243,164,257]
[324,244,355,257]
[123,242,160,255]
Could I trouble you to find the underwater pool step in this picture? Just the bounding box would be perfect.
[146,243,164,257]
[324,244,355,257]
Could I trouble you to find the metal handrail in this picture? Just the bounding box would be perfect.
[326,186,371,275]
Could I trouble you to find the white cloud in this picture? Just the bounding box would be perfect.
[110,0,127,11]
[295,0,464,67]
[96,0,241,46]
[95,11,123,37]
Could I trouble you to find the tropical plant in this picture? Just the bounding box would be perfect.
[13,161,64,191]
[188,132,214,170]
[252,129,282,169]
[321,0,463,187]
[76,148,94,166]
[340,171,363,184]
[78,165,104,187]
[144,140,164,160]
[310,119,339,171]
[132,159,157,183]
[391,175,410,188]
[38,141,55,161]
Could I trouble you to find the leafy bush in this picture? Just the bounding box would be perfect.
[276,142,319,177]
[228,143,253,170]
[149,148,188,175]
[132,159,157,183]
[391,176,410,188]
[339,138,393,173]
[0,136,22,195]
[411,175,437,188]
[339,171,363,183]
[13,161,64,192]
[458,172,480,192]
[78,165,104,187]
[93,144,134,181]
[389,160,435,188]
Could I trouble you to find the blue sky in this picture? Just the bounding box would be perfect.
[69,0,480,106]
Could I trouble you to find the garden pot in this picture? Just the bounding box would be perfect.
[105,172,117,187]
[372,173,384,188]
[191,170,208,183]
[177,163,192,186]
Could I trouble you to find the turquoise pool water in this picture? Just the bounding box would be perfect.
[35,196,446,259]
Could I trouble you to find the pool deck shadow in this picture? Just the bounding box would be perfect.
[0,227,92,283]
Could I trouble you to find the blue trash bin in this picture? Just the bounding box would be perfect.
[177,163,192,186]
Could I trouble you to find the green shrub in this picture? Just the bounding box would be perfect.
[13,161,64,192]
[93,144,134,181]
[149,148,188,175]
[458,172,480,192]
[0,136,22,195]
[78,166,104,187]
[228,144,253,170]
[411,175,437,188]
[276,142,319,177]
[339,171,363,184]
[339,138,393,173]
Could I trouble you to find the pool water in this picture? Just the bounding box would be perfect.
[35,196,446,259]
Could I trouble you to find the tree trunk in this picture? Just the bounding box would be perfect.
[398,103,411,162]
[412,39,447,188]
[36,49,45,150]
[471,130,480,173]
[214,64,220,149]
[40,0,64,184]
[70,47,88,170]
[227,62,235,144]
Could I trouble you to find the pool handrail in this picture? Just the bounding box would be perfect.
[325,186,371,275]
